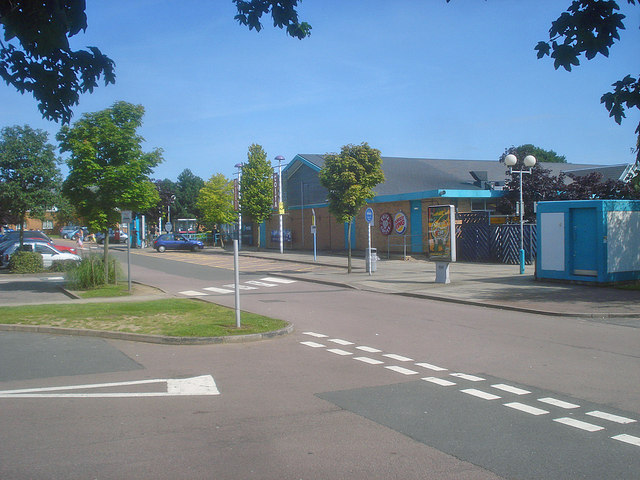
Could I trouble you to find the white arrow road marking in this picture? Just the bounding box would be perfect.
[0,375,219,398]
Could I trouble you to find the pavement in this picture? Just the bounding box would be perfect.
[1,245,639,320]
[230,247,640,319]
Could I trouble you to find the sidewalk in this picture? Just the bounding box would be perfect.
[229,247,640,319]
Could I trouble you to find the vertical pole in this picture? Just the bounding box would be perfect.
[368,223,372,276]
[519,170,525,274]
[238,166,242,250]
[234,239,241,328]
[127,230,131,292]
[279,158,283,254]
[312,209,317,262]
[301,182,304,249]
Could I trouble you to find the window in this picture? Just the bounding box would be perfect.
[42,220,54,230]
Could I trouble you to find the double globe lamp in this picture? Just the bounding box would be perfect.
[504,153,536,274]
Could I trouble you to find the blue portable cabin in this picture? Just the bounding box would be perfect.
[536,200,640,284]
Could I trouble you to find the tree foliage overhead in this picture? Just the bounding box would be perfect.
[57,101,162,234]
[0,125,61,239]
[319,142,384,272]
[0,0,308,123]
[233,0,311,39]
[240,143,273,248]
[0,0,116,124]
[499,144,567,164]
[534,0,639,162]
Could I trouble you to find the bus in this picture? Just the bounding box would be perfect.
[175,218,197,234]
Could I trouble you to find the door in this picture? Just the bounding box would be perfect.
[410,200,423,253]
[571,208,598,276]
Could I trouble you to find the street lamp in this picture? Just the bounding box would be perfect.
[235,163,243,249]
[504,153,536,274]
[275,155,285,254]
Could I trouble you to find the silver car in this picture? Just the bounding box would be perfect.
[0,241,81,269]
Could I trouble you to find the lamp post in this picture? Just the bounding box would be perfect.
[504,153,536,274]
[275,155,285,254]
[235,163,243,249]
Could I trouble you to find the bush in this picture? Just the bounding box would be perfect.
[9,251,43,273]
[48,259,79,272]
[66,255,121,290]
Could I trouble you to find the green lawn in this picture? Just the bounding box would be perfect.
[0,299,287,337]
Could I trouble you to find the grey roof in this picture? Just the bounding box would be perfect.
[561,164,631,182]
[291,154,621,196]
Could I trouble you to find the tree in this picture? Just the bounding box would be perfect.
[240,144,273,249]
[0,1,308,123]
[319,142,385,273]
[174,169,205,220]
[196,173,236,246]
[533,0,639,163]
[57,101,162,280]
[0,125,61,244]
[499,144,567,164]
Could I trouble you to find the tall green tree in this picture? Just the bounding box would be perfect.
[240,144,273,249]
[319,142,385,273]
[0,125,61,245]
[0,0,308,123]
[174,169,204,220]
[499,144,567,164]
[197,173,236,246]
[57,101,162,280]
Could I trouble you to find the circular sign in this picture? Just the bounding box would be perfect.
[365,207,374,225]
[165,222,173,232]
[379,213,393,235]
[394,212,407,235]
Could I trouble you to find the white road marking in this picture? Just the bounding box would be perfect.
[451,373,485,382]
[203,287,234,294]
[354,357,384,365]
[356,346,381,353]
[329,338,354,346]
[461,389,501,400]
[300,341,325,348]
[327,348,353,356]
[553,417,604,432]
[302,332,328,338]
[422,377,456,386]
[261,277,297,284]
[385,366,419,375]
[538,397,580,409]
[612,434,640,447]
[415,362,447,371]
[179,290,208,296]
[245,280,277,287]
[223,284,257,290]
[586,411,636,424]
[0,375,219,398]
[44,276,65,281]
[504,402,549,416]
[383,354,414,362]
[492,384,531,395]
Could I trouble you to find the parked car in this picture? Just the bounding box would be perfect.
[0,241,81,269]
[96,230,129,244]
[60,225,81,239]
[0,231,77,254]
[153,234,204,252]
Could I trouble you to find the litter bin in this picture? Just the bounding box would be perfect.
[365,248,377,272]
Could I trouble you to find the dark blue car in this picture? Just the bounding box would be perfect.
[153,233,203,252]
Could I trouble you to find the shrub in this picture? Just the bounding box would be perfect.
[9,251,43,274]
[66,255,121,290]
[48,259,79,272]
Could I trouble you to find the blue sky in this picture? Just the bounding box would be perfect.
[2,1,638,182]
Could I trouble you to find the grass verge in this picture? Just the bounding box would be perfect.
[0,299,287,337]
[76,282,132,298]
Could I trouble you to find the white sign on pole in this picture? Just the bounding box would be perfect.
[121,210,133,223]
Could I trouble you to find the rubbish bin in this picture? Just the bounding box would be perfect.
[365,248,377,272]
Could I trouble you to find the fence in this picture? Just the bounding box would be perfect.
[455,223,537,264]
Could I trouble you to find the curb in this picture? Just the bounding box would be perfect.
[0,322,294,345]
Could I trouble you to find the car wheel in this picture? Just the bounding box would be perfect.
[157,245,166,253]
[62,234,68,239]
[191,245,199,252]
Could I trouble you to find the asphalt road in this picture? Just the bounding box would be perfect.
[0,248,639,479]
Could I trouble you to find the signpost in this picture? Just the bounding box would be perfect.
[365,207,375,275]
[121,210,133,292]
[311,208,317,262]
